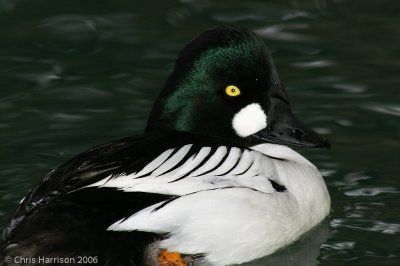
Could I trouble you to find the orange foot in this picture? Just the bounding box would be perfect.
[158,250,186,266]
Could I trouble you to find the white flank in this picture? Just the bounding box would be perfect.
[109,188,298,265]
[232,103,267,137]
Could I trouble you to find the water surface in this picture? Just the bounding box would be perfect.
[0,0,399,265]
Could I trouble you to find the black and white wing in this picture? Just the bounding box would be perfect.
[1,131,286,265]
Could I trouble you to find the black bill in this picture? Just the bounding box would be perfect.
[254,97,330,148]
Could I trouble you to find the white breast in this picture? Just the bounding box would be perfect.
[90,143,330,265]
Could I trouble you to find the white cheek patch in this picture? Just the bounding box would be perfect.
[232,103,267,137]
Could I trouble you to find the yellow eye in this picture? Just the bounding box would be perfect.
[225,85,241,97]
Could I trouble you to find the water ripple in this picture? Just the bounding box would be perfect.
[345,187,399,197]
[50,113,90,122]
[282,11,317,20]
[331,219,400,235]
[255,23,317,42]
[212,14,264,23]
[369,221,400,235]
[331,172,371,187]
[41,15,97,32]
[0,0,18,12]
[322,241,355,251]
[368,105,400,118]
[291,60,336,68]
[331,83,368,94]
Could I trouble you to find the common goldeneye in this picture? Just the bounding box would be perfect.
[1,26,330,266]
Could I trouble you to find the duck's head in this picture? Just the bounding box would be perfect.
[146,27,329,148]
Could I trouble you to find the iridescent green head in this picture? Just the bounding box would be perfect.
[146,27,329,148]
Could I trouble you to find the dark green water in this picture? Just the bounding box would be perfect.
[0,0,399,265]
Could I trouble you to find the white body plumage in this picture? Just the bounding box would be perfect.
[89,143,330,265]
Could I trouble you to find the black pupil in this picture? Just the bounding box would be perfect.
[231,88,236,93]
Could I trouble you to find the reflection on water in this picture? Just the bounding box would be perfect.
[242,221,330,266]
[0,0,399,265]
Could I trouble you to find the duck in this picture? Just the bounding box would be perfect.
[0,26,330,266]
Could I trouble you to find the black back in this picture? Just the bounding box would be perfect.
[0,131,241,265]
